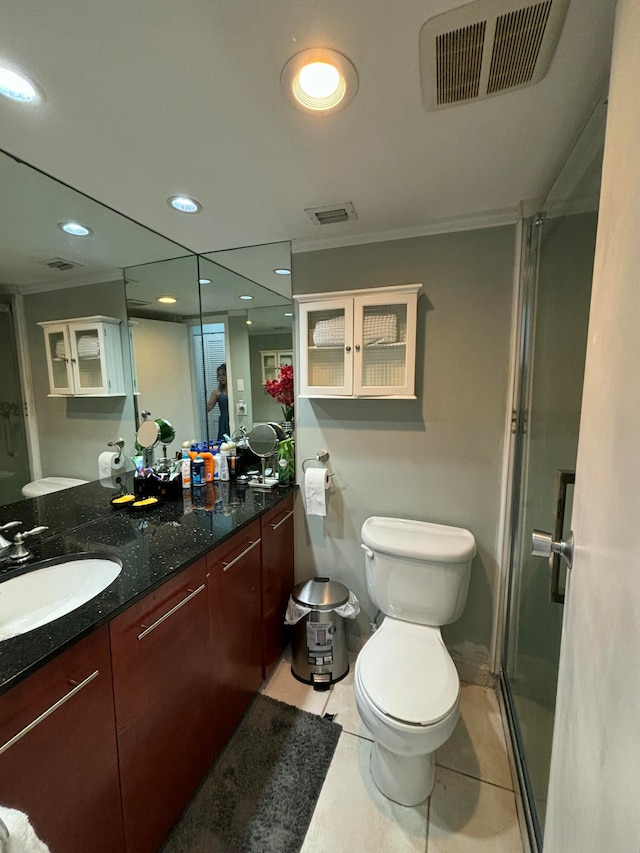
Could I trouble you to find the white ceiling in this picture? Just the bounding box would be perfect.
[0,0,616,256]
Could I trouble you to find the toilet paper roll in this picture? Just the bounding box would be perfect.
[98,451,124,481]
[304,467,330,517]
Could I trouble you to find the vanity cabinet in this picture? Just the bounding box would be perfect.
[0,627,124,853]
[207,519,263,755]
[39,315,126,397]
[260,348,293,385]
[261,494,295,679]
[110,557,212,853]
[295,284,421,398]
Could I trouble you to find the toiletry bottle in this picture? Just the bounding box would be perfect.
[181,454,191,489]
[192,454,205,487]
[200,451,214,482]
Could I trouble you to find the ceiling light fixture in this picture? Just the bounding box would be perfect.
[284,312,293,317]
[58,221,93,237]
[281,48,358,115]
[239,295,253,301]
[0,64,44,104]
[167,196,202,214]
[273,268,291,276]
[199,278,211,285]
[246,319,253,325]
[157,296,177,304]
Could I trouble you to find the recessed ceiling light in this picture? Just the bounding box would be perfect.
[281,49,358,115]
[284,312,293,317]
[167,196,202,214]
[199,278,211,285]
[58,221,93,237]
[274,268,291,276]
[0,64,43,104]
[157,296,177,304]
[239,295,253,301]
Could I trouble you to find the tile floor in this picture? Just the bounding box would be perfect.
[261,652,524,852]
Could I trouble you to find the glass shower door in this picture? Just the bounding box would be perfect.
[502,103,606,848]
[0,300,31,504]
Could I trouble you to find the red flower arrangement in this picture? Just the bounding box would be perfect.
[265,364,294,422]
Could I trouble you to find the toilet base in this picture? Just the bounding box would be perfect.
[370,741,435,806]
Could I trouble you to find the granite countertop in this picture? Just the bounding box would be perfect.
[0,473,297,696]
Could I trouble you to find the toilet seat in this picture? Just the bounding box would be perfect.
[357,619,459,726]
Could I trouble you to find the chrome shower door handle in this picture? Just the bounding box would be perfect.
[531,469,575,605]
[531,529,574,567]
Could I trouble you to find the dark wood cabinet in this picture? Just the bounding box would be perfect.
[110,557,212,853]
[261,493,295,679]
[207,519,263,754]
[0,626,124,853]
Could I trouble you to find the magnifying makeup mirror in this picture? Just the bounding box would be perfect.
[136,416,176,468]
[247,423,279,488]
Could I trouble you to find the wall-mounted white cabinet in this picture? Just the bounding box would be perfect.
[295,284,421,398]
[39,316,126,397]
[260,349,293,385]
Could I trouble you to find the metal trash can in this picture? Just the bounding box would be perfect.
[290,577,350,690]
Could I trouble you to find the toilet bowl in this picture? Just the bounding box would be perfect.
[21,477,88,498]
[355,516,476,806]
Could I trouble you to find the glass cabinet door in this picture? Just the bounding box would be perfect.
[69,324,106,393]
[43,325,73,395]
[299,299,354,396]
[353,293,416,397]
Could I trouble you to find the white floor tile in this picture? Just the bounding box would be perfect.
[428,766,522,853]
[301,732,428,853]
[323,654,374,740]
[260,658,331,716]
[436,683,513,790]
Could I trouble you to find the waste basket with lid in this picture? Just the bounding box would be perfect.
[287,577,356,690]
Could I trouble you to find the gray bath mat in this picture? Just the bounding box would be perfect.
[161,694,342,853]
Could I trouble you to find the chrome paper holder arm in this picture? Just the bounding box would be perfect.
[301,449,335,478]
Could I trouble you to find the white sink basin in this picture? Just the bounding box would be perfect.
[0,554,122,641]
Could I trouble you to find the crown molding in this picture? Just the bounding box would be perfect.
[291,206,521,254]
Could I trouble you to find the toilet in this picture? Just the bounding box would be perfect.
[354,516,476,806]
[21,477,88,498]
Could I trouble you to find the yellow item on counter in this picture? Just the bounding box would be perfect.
[131,497,159,508]
[111,494,136,505]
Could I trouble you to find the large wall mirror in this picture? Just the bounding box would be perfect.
[124,242,292,449]
[0,150,293,507]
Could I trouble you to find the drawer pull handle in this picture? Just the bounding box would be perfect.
[138,583,206,640]
[270,509,294,531]
[0,670,99,756]
[221,538,261,572]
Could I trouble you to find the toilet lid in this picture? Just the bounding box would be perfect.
[358,620,459,726]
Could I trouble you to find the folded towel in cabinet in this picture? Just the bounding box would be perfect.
[363,313,397,345]
[313,316,345,347]
[76,335,100,358]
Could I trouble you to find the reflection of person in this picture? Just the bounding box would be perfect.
[207,363,230,441]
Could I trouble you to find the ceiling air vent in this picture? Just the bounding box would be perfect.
[420,0,569,110]
[305,202,358,226]
[41,257,84,271]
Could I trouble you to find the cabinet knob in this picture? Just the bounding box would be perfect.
[355,344,361,352]
[345,346,351,353]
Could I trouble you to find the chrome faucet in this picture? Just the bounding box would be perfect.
[9,526,49,563]
[0,521,21,554]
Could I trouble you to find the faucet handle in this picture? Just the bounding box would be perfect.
[10,526,49,563]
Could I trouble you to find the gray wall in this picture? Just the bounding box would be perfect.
[25,281,136,482]
[292,226,515,680]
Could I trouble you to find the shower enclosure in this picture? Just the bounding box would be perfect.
[0,298,31,505]
[501,102,606,850]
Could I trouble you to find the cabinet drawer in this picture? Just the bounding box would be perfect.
[0,627,123,853]
[206,518,261,574]
[261,493,295,531]
[261,495,295,679]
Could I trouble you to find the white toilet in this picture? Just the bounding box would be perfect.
[21,477,88,498]
[354,516,476,806]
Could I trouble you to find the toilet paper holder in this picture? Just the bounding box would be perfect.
[107,437,125,465]
[301,449,335,477]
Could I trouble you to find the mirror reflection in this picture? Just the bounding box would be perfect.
[0,147,294,507]
[124,244,292,453]
[0,149,190,505]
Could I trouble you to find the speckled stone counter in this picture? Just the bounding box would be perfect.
[0,474,297,695]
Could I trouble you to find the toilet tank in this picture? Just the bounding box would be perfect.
[361,516,476,626]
